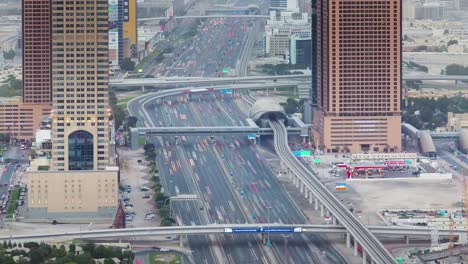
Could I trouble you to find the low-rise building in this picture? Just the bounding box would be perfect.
[264,11,310,59]
[26,168,119,223]
[447,112,468,132]
[0,98,51,141]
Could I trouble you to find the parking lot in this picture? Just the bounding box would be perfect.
[119,148,161,227]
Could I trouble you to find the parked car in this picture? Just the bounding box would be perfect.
[142,195,151,199]
[125,215,133,221]
[140,186,150,191]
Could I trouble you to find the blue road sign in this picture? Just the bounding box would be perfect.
[231,228,259,233]
[263,227,296,233]
[221,89,233,94]
[292,151,300,157]
[248,133,256,139]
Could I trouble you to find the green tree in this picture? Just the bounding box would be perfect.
[2,75,22,90]
[161,217,176,226]
[74,253,95,264]
[126,116,138,128]
[104,258,116,264]
[120,58,135,71]
[3,50,15,60]
[445,64,468,75]
[447,39,458,46]
[29,250,45,264]
[280,97,303,115]
[69,243,76,254]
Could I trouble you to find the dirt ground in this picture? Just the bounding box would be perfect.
[118,148,161,227]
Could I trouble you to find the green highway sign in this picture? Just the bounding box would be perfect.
[222,68,230,73]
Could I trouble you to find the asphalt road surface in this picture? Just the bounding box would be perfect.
[143,92,347,263]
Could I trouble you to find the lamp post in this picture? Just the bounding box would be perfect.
[266,206,272,246]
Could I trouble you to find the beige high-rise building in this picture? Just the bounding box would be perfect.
[312,0,402,153]
[51,0,111,171]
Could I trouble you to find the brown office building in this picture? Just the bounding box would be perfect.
[312,0,402,153]
[22,0,52,104]
[0,0,53,141]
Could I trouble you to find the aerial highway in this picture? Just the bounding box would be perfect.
[270,121,397,263]
[110,74,309,88]
[0,223,457,241]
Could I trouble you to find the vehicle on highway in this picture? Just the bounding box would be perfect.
[144,215,155,220]
[142,194,151,199]
[140,186,149,191]
[20,145,25,150]
[125,215,133,222]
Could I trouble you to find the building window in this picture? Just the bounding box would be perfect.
[68,130,94,170]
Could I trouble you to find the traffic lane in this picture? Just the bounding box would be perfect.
[153,139,217,263]
[150,101,268,262]
[181,136,266,263]
[165,137,265,263]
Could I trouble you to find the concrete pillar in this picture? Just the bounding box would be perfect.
[362,250,366,264]
[130,128,140,150]
[346,233,351,248]
[292,176,296,185]
[295,178,300,188]
[320,204,324,217]
[141,85,145,92]
[304,188,308,198]
[309,192,313,204]
[459,233,468,244]
[299,181,304,193]
[332,216,337,225]
[326,209,330,217]
[405,235,410,245]
[354,240,359,257]
[314,197,319,210]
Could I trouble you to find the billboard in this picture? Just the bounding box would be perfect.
[109,0,119,66]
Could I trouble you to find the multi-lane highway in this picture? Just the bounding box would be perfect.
[138,90,349,263]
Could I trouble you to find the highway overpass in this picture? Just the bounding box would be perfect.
[110,75,308,88]
[138,15,268,22]
[0,224,463,242]
[111,74,468,88]
[136,126,305,136]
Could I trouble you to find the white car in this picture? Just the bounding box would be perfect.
[144,215,155,220]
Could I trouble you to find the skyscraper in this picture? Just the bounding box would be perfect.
[312,0,402,153]
[22,0,51,104]
[123,0,137,58]
[50,0,111,171]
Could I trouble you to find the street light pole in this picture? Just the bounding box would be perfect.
[266,206,272,244]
